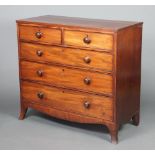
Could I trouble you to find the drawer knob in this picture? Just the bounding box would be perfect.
[83,35,91,44]
[35,32,42,39]
[37,92,44,99]
[36,50,43,56]
[36,70,43,77]
[83,101,91,109]
[83,56,91,64]
[84,77,91,85]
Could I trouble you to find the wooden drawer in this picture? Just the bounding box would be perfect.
[21,81,113,121]
[19,25,61,44]
[21,61,112,95]
[20,42,112,72]
[64,30,113,50]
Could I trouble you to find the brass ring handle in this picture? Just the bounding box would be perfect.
[36,50,43,57]
[83,35,91,44]
[83,101,91,109]
[36,70,43,77]
[35,32,42,39]
[37,92,44,99]
[84,77,91,85]
[83,56,91,64]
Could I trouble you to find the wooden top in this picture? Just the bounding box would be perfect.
[17,15,143,32]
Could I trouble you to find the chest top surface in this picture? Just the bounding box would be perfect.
[16,15,142,32]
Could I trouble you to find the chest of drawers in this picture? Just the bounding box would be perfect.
[16,15,143,144]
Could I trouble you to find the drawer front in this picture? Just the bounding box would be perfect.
[20,42,112,71]
[64,30,113,50]
[21,61,112,95]
[19,25,61,44]
[21,81,113,120]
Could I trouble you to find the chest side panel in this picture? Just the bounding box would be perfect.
[116,24,142,124]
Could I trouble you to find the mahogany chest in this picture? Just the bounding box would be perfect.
[16,15,143,143]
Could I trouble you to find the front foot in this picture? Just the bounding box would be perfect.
[19,103,28,120]
[110,130,118,144]
[106,124,118,144]
[19,111,27,120]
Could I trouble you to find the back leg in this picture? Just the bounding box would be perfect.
[132,112,140,126]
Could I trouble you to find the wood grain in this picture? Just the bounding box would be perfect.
[21,81,113,121]
[19,25,61,44]
[16,15,143,143]
[16,15,142,32]
[64,30,113,50]
[20,60,113,95]
[115,24,142,124]
[23,99,108,124]
[20,42,113,72]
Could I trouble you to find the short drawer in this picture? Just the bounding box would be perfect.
[21,81,113,121]
[20,42,112,72]
[20,61,112,95]
[64,30,113,50]
[19,25,61,44]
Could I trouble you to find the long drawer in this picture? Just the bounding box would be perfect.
[20,42,112,72]
[21,81,113,121]
[20,61,113,95]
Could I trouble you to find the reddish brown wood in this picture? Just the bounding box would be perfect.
[19,25,61,44]
[16,15,143,144]
[115,24,142,125]
[21,81,113,121]
[109,127,118,144]
[16,15,142,32]
[23,99,105,124]
[20,42,113,72]
[132,111,140,126]
[19,102,28,120]
[16,23,29,120]
[64,30,113,50]
[20,60,113,95]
